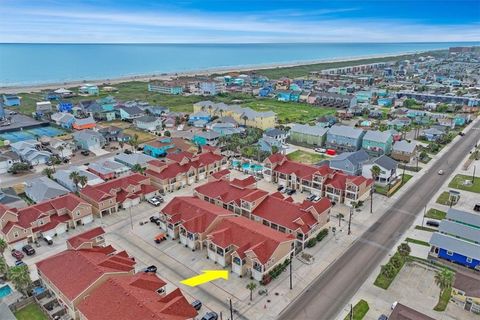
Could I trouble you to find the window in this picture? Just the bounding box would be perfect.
[446,251,453,256]
[466,257,472,263]
[13,232,19,238]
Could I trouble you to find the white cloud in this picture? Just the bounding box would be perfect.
[0,4,478,43]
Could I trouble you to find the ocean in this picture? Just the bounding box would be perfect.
[0,42,477,87]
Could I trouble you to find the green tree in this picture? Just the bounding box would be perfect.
[246,282,257,301]
[8,265,32,296]
[9,163,30,174]
[131,164,145,174]
[0,256,8,276]
[242,115,248,127]
[381,263,397,279]
[77,175,88,189]
[69,171,81,191]
[370,165,381,212]
[0,238,7,258]
[397,243,411,257]
[130,134,139,152]
[390,254,403,269]
[434,268,454,297]
[42,167,55,179]
[164,131,171,137]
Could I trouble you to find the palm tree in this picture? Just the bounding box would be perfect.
[42,167,55,179]
[131,164,145,174]
[77,175,88,189]
[397,243,411,257]
[434,268,454,297]
[219,109,224,118]
[130,134,139,153]
[57,145,65,158]
[246,282,257,301]
[69,171,81,191]
[0,238,7,258]
[242,115,248,127]
[8,265,32,296]
[0,257,8,276]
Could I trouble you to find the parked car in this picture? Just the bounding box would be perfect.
[154,233,167,244]
[43,235,53,245]
[150,216,161,225]
[15,260,26,267]
[378,315,388,320]
[191,300,202,311]
[145,265,157,273]
[313,195,321,202]
[147,197,161,207]
[306,194,316,201]
[201,312,218,320]
[437,169,444,175]
[81,150,90,156]
[22,244,36,256]
[314,148,326,153]
[11,249,24,260]
[286,189,296,195]
[426,220,440,228]
[459,131,465,136]
[277,185,284,192]
[474,203,480,212]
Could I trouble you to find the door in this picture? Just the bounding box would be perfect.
[81,215,94,225]
[56,223,67,235]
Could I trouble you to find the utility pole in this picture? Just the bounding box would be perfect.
[348,206,353,235]
[402,164,406,183]
[229,298,234,320]
[350,304,353,320]
[370,187,373,214]
[472,165,476,183]
[422,206,426,226]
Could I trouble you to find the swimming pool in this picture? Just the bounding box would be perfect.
[241,162,263,172]
[231,160,240,167]
[0,284,13,299]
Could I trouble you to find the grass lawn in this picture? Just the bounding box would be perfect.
[98,121,158,144]
[244,100,335,124]
[376,174,413,197]
[287,150,326,164]
[343,299,370,320]
[425,208,446,220]
[374,252,406,290]
[15,303,47,320]
[414,225,437,232]
[405,237,430,247]
[448,174,480,193]
[434,288,451,312]
[436,191,454,205]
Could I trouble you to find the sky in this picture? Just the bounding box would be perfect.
[0,0,479,43]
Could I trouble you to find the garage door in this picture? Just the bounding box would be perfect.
[81,215,94,225]
[12,239,28,250]
[123,197,140,209]
[56,223,67,235]
[42,229,56,238]
[279,180,287,187]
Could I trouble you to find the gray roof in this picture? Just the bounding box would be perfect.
[0,188,24,205]
[363,130,392,143]
[453,273,480,298]
[264,128,287,138]
[135,115,159,123]
[74,116,95,126]
[114,152,156,167]
[422,128,444,135]
[191,111,210,118]
[392,140,417,153]
[73,129,105,142]
[25,176,69,203]
[328,125,364,139]
[331,149,369,165]
[372,155,398,171]
[291,124,328,137]
[446,208,480,227]
[430,232,480,260]
[88,160,128,175]
[440,220,480,244]
[120,106,144,115]
[195,131,220,139]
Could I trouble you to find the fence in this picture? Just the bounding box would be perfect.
[8,296,35,313]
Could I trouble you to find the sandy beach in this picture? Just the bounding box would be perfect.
[0,50,433,94]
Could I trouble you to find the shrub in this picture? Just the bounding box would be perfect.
[306,238,317,248]
[316,229,328,242]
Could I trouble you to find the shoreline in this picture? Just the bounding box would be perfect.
[0,49,439,94]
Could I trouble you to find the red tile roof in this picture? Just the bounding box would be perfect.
[208,216,294,264]
[266,153,287,164]
[252,195,323,234]
[161,197,233,233]
[211,169,230,180]
[230,176,257,189]
[2,193,91,234]
[194,178,263,205]
[146,151,224,181]
[67,227,105,249]
[77,273,197,320]
[36,248,135,301]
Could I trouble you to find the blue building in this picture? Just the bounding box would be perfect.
[2,94,21,107]
[143,138,175,157]
[259,87,273,97]
[429,208,480,269]
[188,111,211,124]
[57,102,73,112]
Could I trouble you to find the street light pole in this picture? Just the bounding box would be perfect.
[289,253,293,290]
[129,206,133,230]
[229,298,234,320]
[348,206,353,235]
[472,165,476,183]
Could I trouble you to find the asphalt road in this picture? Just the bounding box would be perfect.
[278,122,480,320]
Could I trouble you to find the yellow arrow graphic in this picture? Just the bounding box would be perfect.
[180,270,229,287]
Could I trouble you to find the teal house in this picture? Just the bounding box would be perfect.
[143,138,175,157]
[362,130,393,156]
[454,115,468,126]
[378,98,393,107]
[79,84,99,95]
[277,90,300,102]
[355,91,372,103]
[192,131,220,146]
